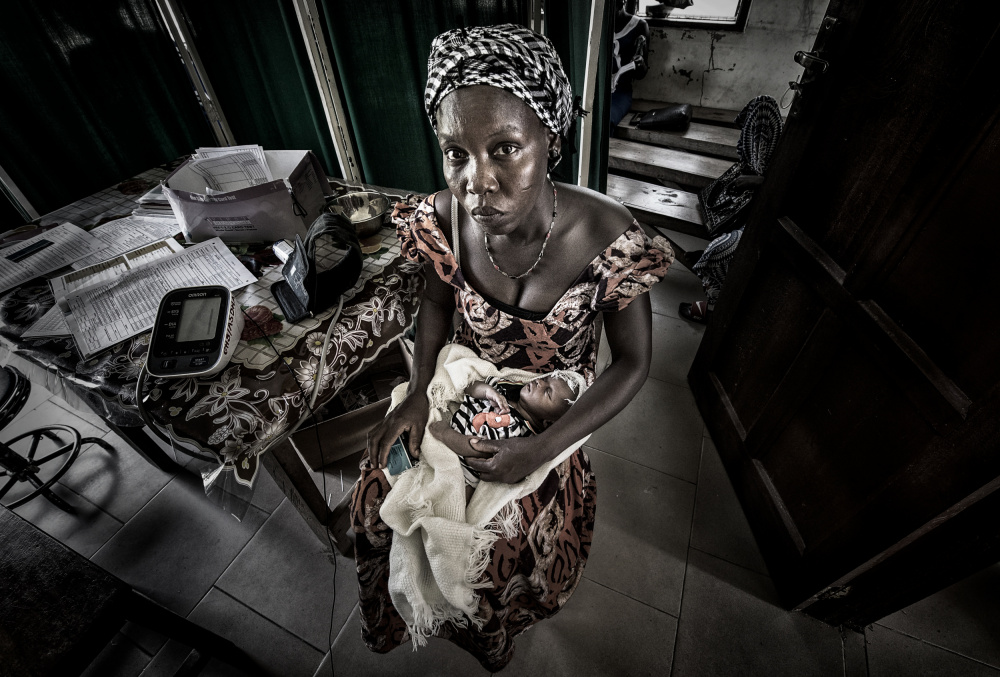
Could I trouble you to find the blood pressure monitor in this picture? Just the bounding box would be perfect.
[146,286,244,378]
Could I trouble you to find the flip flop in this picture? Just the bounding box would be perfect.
[679,301,712,324]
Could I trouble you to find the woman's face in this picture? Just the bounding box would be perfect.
[435,86,559,236]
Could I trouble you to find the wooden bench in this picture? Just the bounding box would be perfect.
[616,117,740,161]
[609,138,732,189]
[607,174,706,238]
[607,173,710,267]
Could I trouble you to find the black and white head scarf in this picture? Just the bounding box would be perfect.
[424,24,575,138]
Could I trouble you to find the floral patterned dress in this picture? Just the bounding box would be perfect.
[351,192,672,671]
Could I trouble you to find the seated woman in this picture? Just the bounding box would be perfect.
[352,24,672,672]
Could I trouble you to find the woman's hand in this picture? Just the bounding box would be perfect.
[463,436,543,485]
[366,392,429,469]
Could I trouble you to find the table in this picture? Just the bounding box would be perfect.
[0,162,424,511]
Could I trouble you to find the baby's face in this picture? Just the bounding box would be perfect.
[519,375,575,425]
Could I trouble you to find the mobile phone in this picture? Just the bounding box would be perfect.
[386,431,416,476]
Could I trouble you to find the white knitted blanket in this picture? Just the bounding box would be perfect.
[379,344,590,648]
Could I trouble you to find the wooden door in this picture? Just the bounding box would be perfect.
[688,0,1000,627]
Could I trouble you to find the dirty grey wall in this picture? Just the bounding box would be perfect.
[632,0,830,111]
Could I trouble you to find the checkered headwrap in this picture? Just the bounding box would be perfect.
[425,24,575,138]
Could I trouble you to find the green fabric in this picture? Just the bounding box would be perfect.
[0,1,214,216]
[545,0,611,190]
[317,1,529,194]
[180,0,342,178]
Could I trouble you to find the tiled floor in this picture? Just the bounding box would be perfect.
[6,262,1000,676]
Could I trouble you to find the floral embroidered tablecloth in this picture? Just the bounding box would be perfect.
[0,167,425,487]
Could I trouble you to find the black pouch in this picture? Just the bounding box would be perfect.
[270,212,362,323]
[635,103,693,131]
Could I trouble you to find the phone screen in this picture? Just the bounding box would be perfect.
[386,432,414,476]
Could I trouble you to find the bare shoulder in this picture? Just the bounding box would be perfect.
[429,190,454,247]
[557,183,635,251]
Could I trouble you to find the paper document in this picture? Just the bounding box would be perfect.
[21,306,71,338]
[25,238,183,340]
[0,223,107,295]
[70,216,182,270]
[188,152,271,193]
[62,238,258,358]
[52,238,184,302]
[195,145,272,179]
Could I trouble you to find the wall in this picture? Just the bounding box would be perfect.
[632,0,831,111]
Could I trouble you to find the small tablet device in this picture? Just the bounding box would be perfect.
[386,431,416,476]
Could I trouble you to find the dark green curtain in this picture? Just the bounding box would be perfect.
[178,0,342,178]
[0,1,214,216]
[317,1,529,194]
[545,0,611,191]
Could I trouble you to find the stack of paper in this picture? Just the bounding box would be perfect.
[132,184,177,220]
[0,223,107,295]
[23,237,184,339]
[58,238,257,357]
[189,144,274,194]
[70,215,182,270]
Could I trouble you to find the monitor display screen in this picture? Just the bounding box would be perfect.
[176,296,222,343]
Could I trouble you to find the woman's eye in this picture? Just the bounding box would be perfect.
[444,148,466,161]
[496,144,518,156]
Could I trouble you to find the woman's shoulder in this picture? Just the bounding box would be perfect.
[559,182,637,251]
[392,190,459,268]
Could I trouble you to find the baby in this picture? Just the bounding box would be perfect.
[451,371,586,494]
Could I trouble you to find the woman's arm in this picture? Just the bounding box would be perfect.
[461,294,653,483]
[366,267,456,468]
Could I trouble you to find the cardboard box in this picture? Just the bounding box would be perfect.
[292,340,412,471]
[163,150,332,243]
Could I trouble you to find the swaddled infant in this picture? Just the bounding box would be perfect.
[451,372,586,498]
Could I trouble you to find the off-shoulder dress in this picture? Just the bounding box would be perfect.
[350,191,671,671]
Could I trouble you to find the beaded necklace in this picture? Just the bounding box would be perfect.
[482,180,557,280]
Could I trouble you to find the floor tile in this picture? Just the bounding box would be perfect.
[8,380,52,427]
[144,588,325,677]
[877,563,1000,669]
[49,394,112,434]
[672,549,846,677]
[316,604,489,676]
[56,429,173,523]
[690,437,768,575]
[81,633,150,677]
[583,446,695,616]
[650,265,708,320]
[13,482,123,558]
[249,464,286,514]
[648,312,704,388]
[505,578,677,676]
[866,624,999,677]
[216,499,357,652]
[586,377,703,483]
[91,474,267,617]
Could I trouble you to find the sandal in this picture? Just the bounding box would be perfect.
[679,301,712,324]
